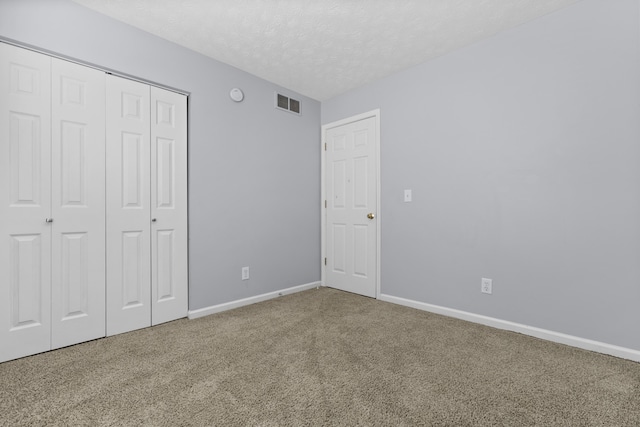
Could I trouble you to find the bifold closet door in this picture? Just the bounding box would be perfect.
[50,58,106,349]
[106,78,188,335]
[1,43,187,361]
[150,87,188,326]
[106,75,152,336]
[0,43,52,362]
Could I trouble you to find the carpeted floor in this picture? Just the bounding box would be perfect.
[1,287,639,426]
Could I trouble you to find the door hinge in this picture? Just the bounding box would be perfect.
[324,257,327,266]
[324,142,327,151]
[324,200,327,208]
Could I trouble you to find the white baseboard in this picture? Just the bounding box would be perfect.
[188,281,321,320]
[379,293,640,363]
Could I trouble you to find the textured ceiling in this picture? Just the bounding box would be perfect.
[71,0,580,101]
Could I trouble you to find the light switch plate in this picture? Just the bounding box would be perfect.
[404,189,412,202]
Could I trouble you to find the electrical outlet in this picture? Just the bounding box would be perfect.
[481,278,492,294]
[242,266,250,281]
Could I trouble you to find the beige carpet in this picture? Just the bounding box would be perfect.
[1,287,639,426]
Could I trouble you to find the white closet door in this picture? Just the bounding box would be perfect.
[150,87,188,325]
[0,43,52,362]
[50,58,106,349]
[106,75,151,336]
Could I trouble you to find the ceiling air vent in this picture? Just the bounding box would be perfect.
[275,93,301,115]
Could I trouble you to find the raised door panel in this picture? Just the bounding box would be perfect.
[51,58,106,349]
[0,43,52,362]
[150,87,188,326]
[121,231,146,308]
[331,224,347,274]
[106,75,151,336]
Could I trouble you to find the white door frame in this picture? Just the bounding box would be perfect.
[321,109,381,298]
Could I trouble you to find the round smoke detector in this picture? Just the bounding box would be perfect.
[230,88,244,102]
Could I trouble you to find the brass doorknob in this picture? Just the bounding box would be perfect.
[367,213,375,219]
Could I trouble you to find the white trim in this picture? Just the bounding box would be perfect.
[187,281,321,320]
[321,109,381,299]
[320,122,326,288]
[379,293,640,363]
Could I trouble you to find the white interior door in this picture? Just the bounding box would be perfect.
[150,87,188,325]
[0,43,53,362]
[50,58,106,349]
[106,75,151,336]
[324,114,378,298]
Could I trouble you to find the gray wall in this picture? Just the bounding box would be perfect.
[322,0,640,350]
[0,0,321,310]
